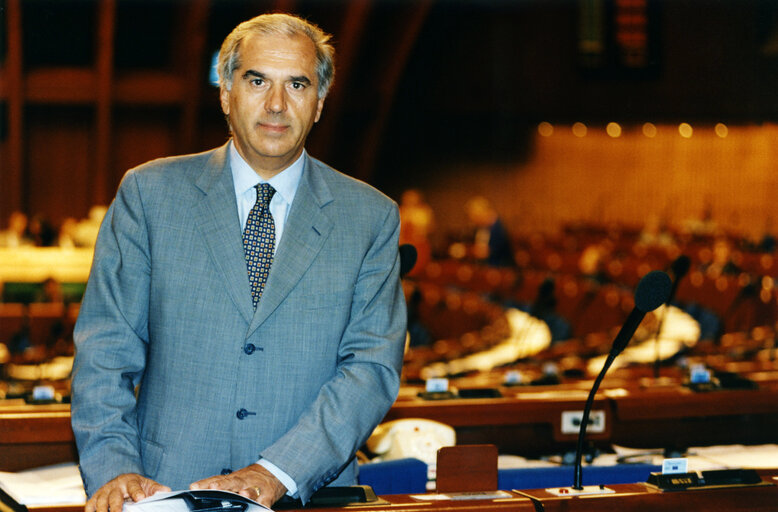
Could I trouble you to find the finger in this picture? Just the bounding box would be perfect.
[192,476,239,492]
[237,486,265,505]
[189,476,217,490]
[85,493,100,512]
[192,479,223,491]
[147,482,171,496]
[236,486,259,500]
[255,494,275,509]
[107,486,128,512]
[93,490,112,512]
[125,478,147,503]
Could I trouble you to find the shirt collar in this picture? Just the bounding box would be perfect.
[229,141,305,206]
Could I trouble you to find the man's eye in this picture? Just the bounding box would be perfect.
[291,82,305,90]
[250,78,265,86]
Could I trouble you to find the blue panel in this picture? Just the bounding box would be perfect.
[358,458,429,495]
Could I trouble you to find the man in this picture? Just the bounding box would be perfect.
[464,196,515,267]
[70,13,406,512]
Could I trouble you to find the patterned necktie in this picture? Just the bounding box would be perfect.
[243,183,276,309]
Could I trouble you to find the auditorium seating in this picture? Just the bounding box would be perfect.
[0,303,26,347]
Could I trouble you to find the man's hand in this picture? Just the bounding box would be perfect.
[190,464,287,509]
[85,473,170,512]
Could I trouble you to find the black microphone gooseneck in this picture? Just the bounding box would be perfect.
[572,270,672,490]
[653,255,691,378]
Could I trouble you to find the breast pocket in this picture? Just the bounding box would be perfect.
[290,288,353,311]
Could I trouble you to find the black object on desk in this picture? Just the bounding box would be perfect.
[275,485,384,509]
[457,388,502,399]
[182,491,249,512]
[646,469,764,491]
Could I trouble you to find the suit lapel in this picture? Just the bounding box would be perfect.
[247,157,334,337]
[192,144,255,325]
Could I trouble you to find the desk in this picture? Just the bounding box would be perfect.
[387,372,778,456]
[3,374,778,470]
[517,472,778,512]
[609,385,778,449]
[22,471,778,512]
[0,403,75,471]
[388,387,612,455]
[0,248,92,283]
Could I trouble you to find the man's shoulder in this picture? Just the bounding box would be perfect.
[307,156,394,206]
[125,145,226,182]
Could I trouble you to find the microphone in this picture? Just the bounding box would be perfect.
[608,270,673,358]
[653,255,691,378]
[571,270,671,491]
[399,244,418,278]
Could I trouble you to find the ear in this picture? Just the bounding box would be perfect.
[314,96,325,123]
[220,85,231,116]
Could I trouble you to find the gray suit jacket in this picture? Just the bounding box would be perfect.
[70,143,406,503]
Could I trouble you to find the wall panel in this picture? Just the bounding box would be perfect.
[417,123,778,243]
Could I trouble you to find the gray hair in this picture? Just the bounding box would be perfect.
[218,13,335,98]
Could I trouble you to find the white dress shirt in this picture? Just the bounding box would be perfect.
[230,142,304,248]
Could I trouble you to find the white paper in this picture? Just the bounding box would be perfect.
[123,490,272,512]
[0,463,86,506]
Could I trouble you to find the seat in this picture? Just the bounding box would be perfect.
[27,302,66,348]
[0,303,27,346]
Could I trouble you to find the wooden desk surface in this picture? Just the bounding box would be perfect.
[24,472,778,512]
[387,376,778,454]
[518,479,778,512]
[0,403,76,471]
[3,371,778,469]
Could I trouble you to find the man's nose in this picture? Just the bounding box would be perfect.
[265,84,286,114]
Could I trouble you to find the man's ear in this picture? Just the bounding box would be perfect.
[220,85,231,116]
[314,96,325,123]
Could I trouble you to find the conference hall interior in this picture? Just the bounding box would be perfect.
[2,0,778,508]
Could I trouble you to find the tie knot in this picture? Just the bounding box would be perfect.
[256,183,275,207]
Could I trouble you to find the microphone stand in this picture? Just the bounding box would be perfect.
[560,270,671,493]
[572,349,617,489]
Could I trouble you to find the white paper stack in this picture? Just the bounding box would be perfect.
[0,463,86,506]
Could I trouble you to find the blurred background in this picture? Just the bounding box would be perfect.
[3,0,778,239]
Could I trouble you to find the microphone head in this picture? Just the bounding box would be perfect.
[670,254,691,280]
[399,244,418,277]
[635,270,672,312]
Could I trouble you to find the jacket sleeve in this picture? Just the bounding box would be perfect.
[70,171,151,497]
[259,203,407,504]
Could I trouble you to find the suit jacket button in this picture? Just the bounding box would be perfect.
[221,468,232,475]
[244,343,256,355]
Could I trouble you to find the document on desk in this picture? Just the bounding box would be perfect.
[123,490,272,512]
[409,490,514,501]
[0,463,86,506]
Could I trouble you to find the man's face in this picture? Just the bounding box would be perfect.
[220,32,325,178]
